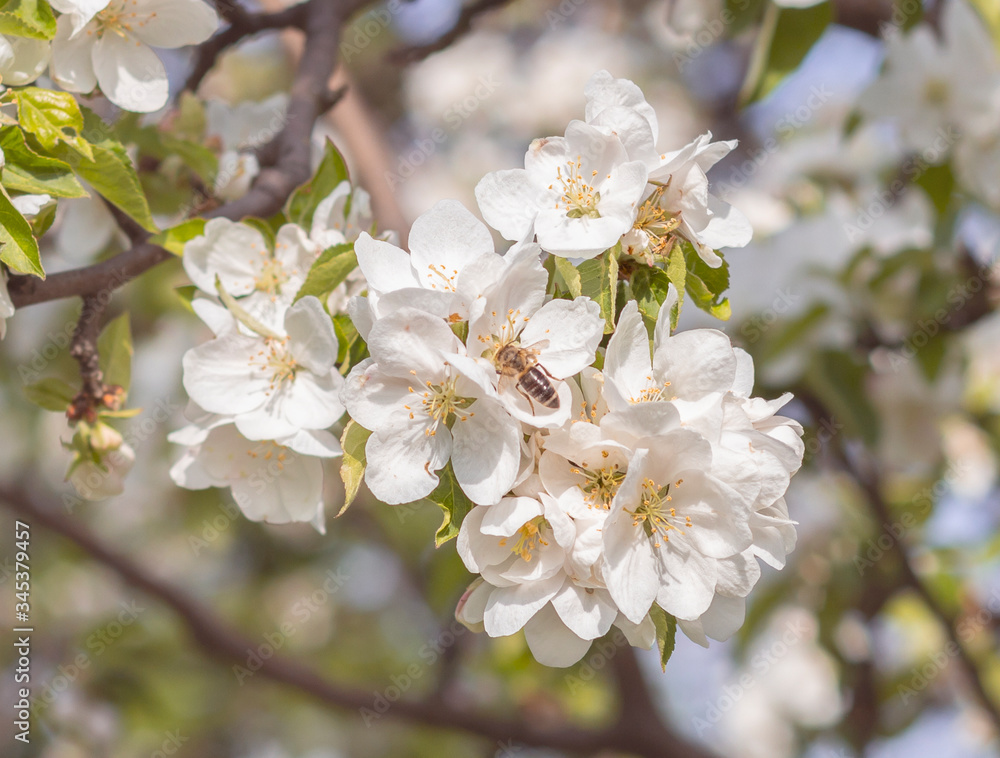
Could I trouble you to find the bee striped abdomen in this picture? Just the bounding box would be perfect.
[519,368,559,409]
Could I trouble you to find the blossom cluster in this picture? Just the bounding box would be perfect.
[2,0,219,112]
[168,181,379,532]
[168,71,803,666]
[859,0,1000,208]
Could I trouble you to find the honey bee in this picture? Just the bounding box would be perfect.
[494,342,559,412]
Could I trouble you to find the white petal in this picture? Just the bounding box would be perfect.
[49,15,97,93]
[364,420,451,505]
[483,574,562,636]
[285,296,338,374]
[1,37,51,86]
[128,0,219,47]
[354,233,418,294]
[475,168,543,242]
[451,399,520,505]
[366,307,459,380]
[408,199,494,284]
[520,297,603,379]
[92,33,168,113]
[182,335,270,415]
[550,584,617,640]
[524,604,594,667]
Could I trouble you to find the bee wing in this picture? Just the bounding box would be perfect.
[521,339,550,353]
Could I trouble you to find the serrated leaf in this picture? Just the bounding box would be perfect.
[15,87,93,160]
[579,250,619,334]
[24,376,76,411]
[631,266,674,337]
[0,188,43,277]
[150,218,207,256]
[97,313,132,392]
[0,126,87,197]
[49,107,156,233]
[285,137,350,228]
[424,464,473,547]
[0,0,56,39]
[554,256,582,298]
[739,2,833,105]
[294,243,357,304]
[649,605,678,671]
[665,242,686,330]
[338,420,372,516]
[683,242,730,321]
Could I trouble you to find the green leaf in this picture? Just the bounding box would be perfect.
[0,126,87,197]
[631,266,675,337]
[554,256,582,298]
[28,198,56,237]
[294,243,357,304]
[578,250,619,334]
[968,0,1000,49]
[24,376,76,411]
[173,91,207,142]
[150,218,207,256]
[649,605,678,671]
[665,242,686,330]
[804,349,879,446]
[15,87,93,160]
[285,137,350,228]
[174,284,198,314]
[0,189,43,277]
[338,420,372,516]
[424,464,473,547]
[683,242,730,321]
[739,1,833,105]
[0,0,56,39]
[97,313,133,392]
[49,107,157,233]
[914,163,955,216]
[724,0,767,35]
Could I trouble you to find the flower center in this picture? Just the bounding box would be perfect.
[406,375,474,435]
[245,440,291,471]
[632,186,682,259]
[632,374,673,403]
[95,1,148,37]
[629,477,692,548]
[424,263,459,292]
[570,457,625,509]
[553,157,602,219]
[499,516,550,561]
[255,257,289,295]
[249,337,298,394]
[924,78,950,107]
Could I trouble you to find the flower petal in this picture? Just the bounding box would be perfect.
[92,33,168,113]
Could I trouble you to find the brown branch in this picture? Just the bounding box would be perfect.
[798,391,1000,734]
[7,0,374,310]
[66,295,113,424]
[0,481,717,758]
[389,0,516,64]
[184,3,312,93]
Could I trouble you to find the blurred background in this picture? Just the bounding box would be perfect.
[3,0,1000,756]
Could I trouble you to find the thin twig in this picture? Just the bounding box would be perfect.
[7,0,373,309]
[0,482,718,758]
[66,295,112,424]
[389,0,516,64]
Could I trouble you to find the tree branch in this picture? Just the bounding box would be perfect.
[389,0,516,64]
[184,3,311,93]
[7,0,374,310]
[0,481,717,758]
[798,391,1000,733]
[66,295,111,424]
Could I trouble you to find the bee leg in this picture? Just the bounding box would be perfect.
[516,383,537,415]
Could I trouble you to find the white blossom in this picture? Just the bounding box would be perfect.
[0,34,50,86]
[49,0,219,112]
